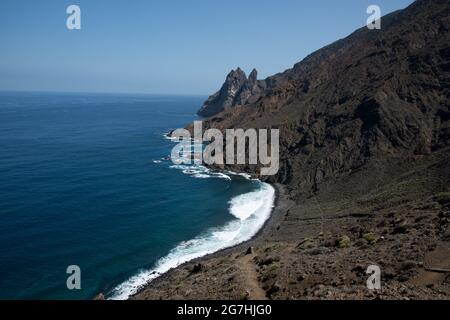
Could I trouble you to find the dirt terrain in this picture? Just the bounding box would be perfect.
[133,147,450,299]
[133,0,450,300]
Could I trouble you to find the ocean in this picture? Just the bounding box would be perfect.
[0,92,274,299]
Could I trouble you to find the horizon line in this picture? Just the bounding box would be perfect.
[0,89,208,97]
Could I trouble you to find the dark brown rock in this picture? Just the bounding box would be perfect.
[197,68,268,117]
[196,0,450,195]
[132,1,450,301]
[191,263,204,274]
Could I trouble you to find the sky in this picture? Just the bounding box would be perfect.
[0,0,414,95]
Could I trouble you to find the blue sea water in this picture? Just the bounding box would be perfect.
[0,92,274,300]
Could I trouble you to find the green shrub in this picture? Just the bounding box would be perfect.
[363,232,378,244]
[239,292,249,300]
[339,235,351,248]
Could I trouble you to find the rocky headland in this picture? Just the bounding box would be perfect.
[134,0,450,300]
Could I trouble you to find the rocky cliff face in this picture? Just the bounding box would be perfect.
[197,68,269,117]
[197,0,450,197]
[137,0,450,301]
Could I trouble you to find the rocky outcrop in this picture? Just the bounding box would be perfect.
[136,0,450,301]
[197,0,450,196]
[197,68,268,117]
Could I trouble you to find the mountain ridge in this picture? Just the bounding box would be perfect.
[195,0,450,198]
[134,0,450,300]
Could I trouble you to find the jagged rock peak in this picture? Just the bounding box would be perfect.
[249,68,258,82]
[226,67,246,79]
[197,67,265,117]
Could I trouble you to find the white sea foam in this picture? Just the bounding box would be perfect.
[163,133,177,141]
[193,173,210,179]
[170,163,232,180]
[212,172,232,181]
[225,170,256,181]
[108,182,275,300]
[229,188,269,220]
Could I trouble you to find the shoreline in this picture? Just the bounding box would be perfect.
[129,148,450,300]
[128,182,291,299]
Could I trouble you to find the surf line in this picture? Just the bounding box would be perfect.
[170,121,280,176]
[108,182,275,300]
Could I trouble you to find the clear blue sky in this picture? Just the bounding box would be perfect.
[0,0,413,95]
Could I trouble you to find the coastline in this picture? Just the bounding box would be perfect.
[129,147,450,300]
[128,182,291,299]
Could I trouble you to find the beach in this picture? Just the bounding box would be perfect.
[129,183,293,299]
[131,148,450,299]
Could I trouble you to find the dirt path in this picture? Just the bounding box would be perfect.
[236,253,267,300]
[410,243,450,286]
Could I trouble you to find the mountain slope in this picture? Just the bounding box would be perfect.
[135,0,450,300]
[198,0,450,197]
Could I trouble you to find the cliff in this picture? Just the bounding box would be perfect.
[198,0,450,199]
[136,0,450,300]
[197,68,268,117]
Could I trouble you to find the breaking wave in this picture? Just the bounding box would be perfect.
[108,182,275,300]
